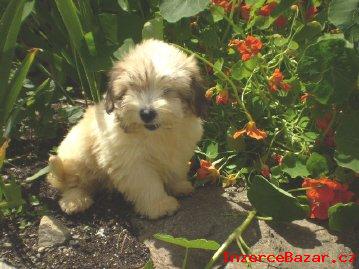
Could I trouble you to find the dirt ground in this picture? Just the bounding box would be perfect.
[0,138,150,269]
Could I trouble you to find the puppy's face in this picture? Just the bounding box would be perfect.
[105,40,207,132]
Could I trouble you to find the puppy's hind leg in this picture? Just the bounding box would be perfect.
[113,167,179,219]
[48,156,94,214]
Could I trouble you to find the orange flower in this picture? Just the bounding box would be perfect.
[259,2,277,16]
[229,36,262,61]
[300,93,311,103]
[302,178,354,220]
[268,68,291,93]
[240,3,251,21]
[197,160,220,181]
[212,0,232,12]
[274,15,287,28]
[205,88,214,100]
[233,121,267,140]
[216,90,229,105]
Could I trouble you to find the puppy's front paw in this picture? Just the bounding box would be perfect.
[138,196,179,220]
[168,180,194,197]
[59,190,93,214]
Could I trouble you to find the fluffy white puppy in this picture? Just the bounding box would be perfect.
[47,39,207,219]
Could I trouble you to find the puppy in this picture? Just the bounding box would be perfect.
[47,39,207,219]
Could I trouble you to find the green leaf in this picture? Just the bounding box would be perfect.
[231,57,258,80]
[22,0,35,21]
[328,203,359,232]
[281,153,310,178]
[4,48,40,122]
[113,38,135,60]
[328,0,359,30]
[0,0,26,103]
[335,110,359,173]
[293,21,322,44]
[298,35,359,104]
[247,176,308,221]
[117,0,129,11]
[142,17,164,40]
[159,0,209,23]
[206,143,218,159]
[306,152,329,177]
[2,179,24,209]
[143,260,154,269]
[25,166,50,183]
[153,233,220,250]
[55,0,100,102]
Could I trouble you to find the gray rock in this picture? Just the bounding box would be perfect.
[131,186,359,269]
[38,215,70,249]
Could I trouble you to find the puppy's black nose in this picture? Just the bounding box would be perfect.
[140,108,156,123]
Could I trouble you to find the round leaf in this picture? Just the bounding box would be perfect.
[153,233,220,250]
[334,110,359,173]
[159,0,209,23]
[247,176,308,221]
[328,203,359,232]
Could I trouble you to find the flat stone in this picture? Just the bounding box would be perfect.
[131,186,359,269]
[38,215,70,249]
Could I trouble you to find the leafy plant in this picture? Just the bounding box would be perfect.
[0,0,39,215]
[154,233,220,268]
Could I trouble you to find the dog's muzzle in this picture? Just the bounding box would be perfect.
[144,123,160,131]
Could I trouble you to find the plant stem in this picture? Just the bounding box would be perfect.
[182,248,189,269]
[287,187,311,193]
[255,215,273,221]
[172,44,253,122]
[205,210,256,269]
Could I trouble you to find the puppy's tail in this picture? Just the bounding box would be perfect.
[47,155,73,191]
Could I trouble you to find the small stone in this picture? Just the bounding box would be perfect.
[3,242,12,248]
[96,228,105,237]
[38,215,70,250]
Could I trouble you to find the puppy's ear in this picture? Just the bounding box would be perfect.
[190,74,208,118]
[105,86,115,114]
[105,66,124,114]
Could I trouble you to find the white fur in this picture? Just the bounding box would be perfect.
[47,40,204,219]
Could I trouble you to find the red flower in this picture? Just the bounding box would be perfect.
[212,0,232,12]
[240,3,251,21]
[196,160,220,181]
[323,129,336,148]
[302,178,354,220]
[305,5,318,20]
[259,2,277,16]
[229,36,262,61]
[261,165,271,178]
[316,113,332,131]
[272,154,283,165]
[268,68,291,93]
[275,15,287,28]
[216,90,229,105]
[300,93,311,103]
